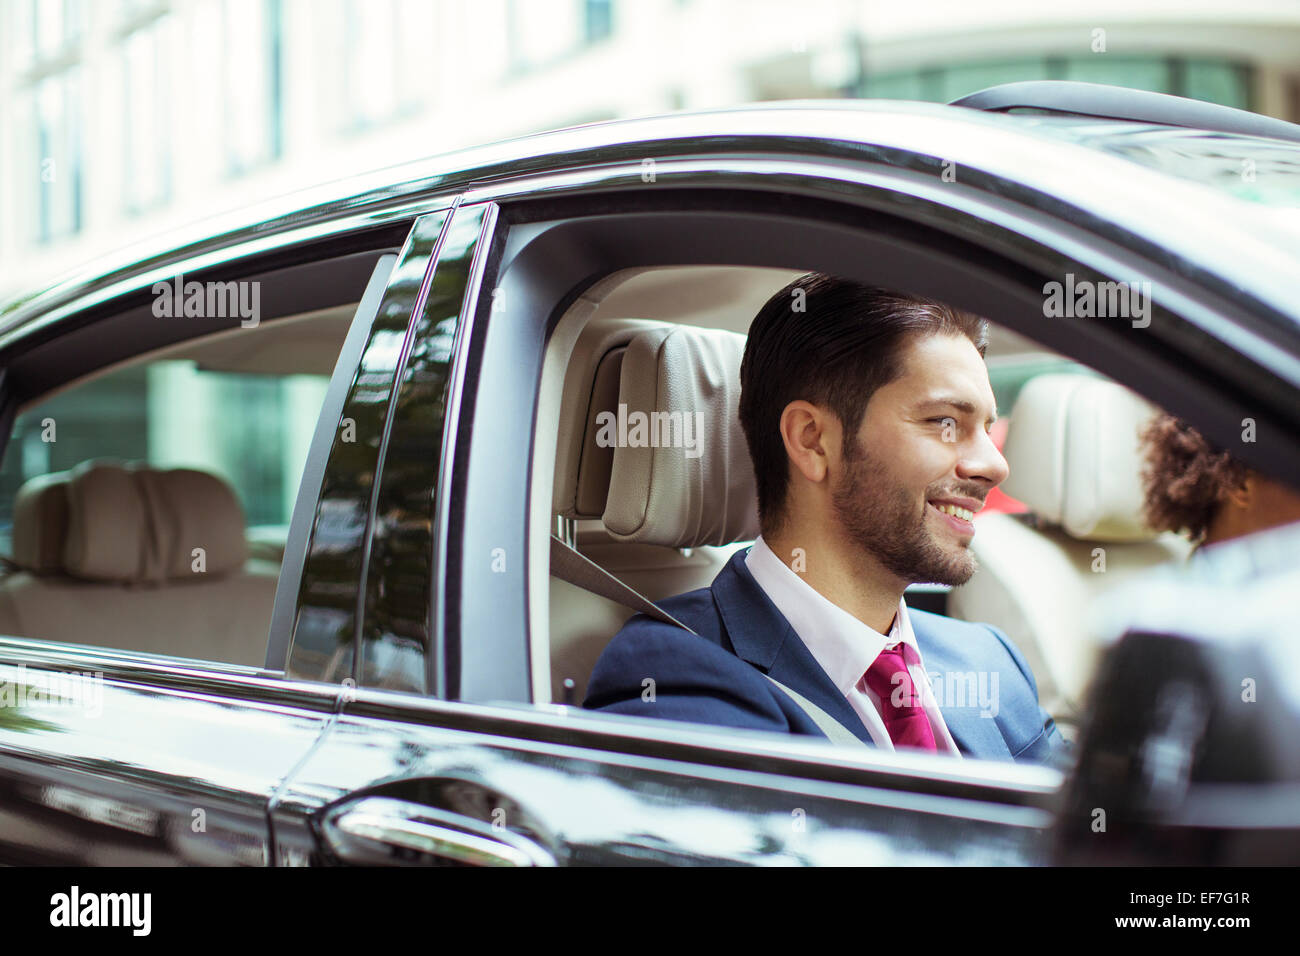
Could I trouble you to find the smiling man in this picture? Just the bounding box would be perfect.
[584,274,1066,764]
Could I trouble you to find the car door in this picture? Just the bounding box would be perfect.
[266,197,1064,867]
[268,118,1300,864]
[0,209,450,865]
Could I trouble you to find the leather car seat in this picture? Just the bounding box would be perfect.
[549,321,757,704]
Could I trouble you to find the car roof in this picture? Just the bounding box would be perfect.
[4,98,1298,342]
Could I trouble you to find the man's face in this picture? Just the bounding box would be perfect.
[830,333,1008,586]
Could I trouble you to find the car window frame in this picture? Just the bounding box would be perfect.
[360,202,495,696]
[384,155,1300,799]
[0,223,423,684]
[275,203,499,693]
[263,249,399,672]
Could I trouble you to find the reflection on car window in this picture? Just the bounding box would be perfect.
[0,360,330,556]
[1021,118,1300,208]
[0,316,347,667]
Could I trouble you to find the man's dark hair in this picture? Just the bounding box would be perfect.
[738,273,989,534]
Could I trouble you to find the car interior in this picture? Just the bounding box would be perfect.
[0,260,1195,749]
[538,265,1194,742]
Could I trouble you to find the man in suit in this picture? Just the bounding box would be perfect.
[584,274,1066,765]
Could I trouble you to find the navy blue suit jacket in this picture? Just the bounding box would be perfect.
[583,548,1067,765]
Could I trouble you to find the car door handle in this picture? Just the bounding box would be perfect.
[320,796,557,867]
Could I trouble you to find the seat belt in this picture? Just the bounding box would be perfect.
[548,534,699,634]
[756,672,869,749]
[549,534,869,749]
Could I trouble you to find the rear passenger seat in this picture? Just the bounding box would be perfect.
[0,461,278,666]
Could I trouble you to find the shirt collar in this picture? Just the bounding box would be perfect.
[745,535,921,697]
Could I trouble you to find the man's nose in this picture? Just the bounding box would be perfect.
[957,430,1010,488]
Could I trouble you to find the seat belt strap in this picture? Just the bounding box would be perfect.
[549,534,868,749]
[548,534,698,634]
[757,672,870,749]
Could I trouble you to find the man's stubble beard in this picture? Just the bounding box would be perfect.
[830,437,978,587]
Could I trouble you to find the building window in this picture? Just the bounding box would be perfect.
[584,0,613,45]
[33,72,83,242]
[121,15,171,213]
[338,0,431,133]
[863,55,1254,112]
[31,0,83,65]
[16,0,86,244]
[1182,58,1252,112]
[506,0,589,73]
[222,0,284,175]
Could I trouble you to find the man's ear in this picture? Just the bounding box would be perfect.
[779,400,837,486]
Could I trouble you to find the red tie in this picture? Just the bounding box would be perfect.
[862,644,937,752]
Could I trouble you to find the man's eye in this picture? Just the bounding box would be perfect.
[929,417,956,426]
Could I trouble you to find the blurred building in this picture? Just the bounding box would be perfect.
[3,0,1300,301]
[0,0,1297,541]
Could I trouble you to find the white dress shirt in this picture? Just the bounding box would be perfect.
[744,535,961,757]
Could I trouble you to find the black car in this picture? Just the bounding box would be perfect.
[0,82,1296,866]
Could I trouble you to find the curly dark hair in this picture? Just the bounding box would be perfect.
[1139,413,1249,543]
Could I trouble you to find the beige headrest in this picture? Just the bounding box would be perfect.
[601,326,759,547]
[12,471,71,574]
[553,319,680,519]
[1000,374,1160,543]
[61,462,248,582]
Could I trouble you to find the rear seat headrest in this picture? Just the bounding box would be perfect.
[12,471,71,575]
[601,325,759,547]
[1000,374,1160,543]
[12,462,248,582]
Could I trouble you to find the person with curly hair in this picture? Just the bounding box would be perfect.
[1139,412,1300,549]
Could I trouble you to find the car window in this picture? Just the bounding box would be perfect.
[539,263,1188,769]
[0,359,330,558]
[424,177,1295,799]
[0,309,354,667]
[984,353,1107,515]
[987,354,1102,418]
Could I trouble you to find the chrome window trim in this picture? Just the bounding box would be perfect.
[0,636,348,712]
